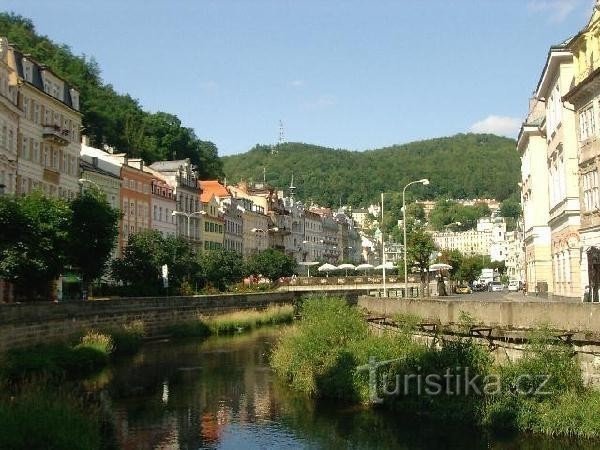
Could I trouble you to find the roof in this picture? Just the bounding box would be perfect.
[149,159,191,172]
[200,180,230,203]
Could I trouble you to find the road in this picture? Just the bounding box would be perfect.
[452,290,531,302]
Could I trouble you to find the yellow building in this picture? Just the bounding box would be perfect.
[0,38,19,195]
[564,5,600,300]
[200,193,224,251]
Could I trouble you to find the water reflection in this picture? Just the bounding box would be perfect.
[105,328,599,450]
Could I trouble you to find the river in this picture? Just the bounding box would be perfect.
[96,328,597,449]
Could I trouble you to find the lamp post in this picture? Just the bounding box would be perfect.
[78,178,102,195]
[172,210,206,241]
[381,192,387,297]
[251,227,279,253]
[403,178,430,298]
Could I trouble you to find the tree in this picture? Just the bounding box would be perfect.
[406,227,437,297]
[0,193,71,300]
[111,230,166,295]
[163,235,198,291]
[457,256,486,284]
[245,249,297,281]
[437,249,463,280]
[198,249,244,291]
[68,190,119,294]
[499,198,521,219]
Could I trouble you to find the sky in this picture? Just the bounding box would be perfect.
[2,0,596,155]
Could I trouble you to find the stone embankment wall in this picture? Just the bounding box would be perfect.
[359,296,600,337]
[0,290,360,352]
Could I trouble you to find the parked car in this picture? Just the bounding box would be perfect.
[455,284,472,294]
[471,282,487,292]
[489,281,504,292]
[508,280,520,292]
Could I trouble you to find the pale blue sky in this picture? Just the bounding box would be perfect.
[2,0,596,155]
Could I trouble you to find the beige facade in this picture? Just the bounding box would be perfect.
[241,202,269,257]
[201,195,224,251]
[0,38,19,195]
[6,39,81,199]
[519,98,553,294]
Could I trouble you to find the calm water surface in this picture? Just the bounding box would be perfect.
[98,328,597,450]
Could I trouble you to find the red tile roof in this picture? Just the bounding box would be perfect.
[199,180,229,203]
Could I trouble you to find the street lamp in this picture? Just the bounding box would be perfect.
[172,210,206,240]
[403,178,430,298]
[78,178,101,194]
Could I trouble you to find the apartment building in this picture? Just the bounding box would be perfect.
[7,39,81,199]
[118,158,153,250]
[0,38,19,195]
[145,167,176,238]
[200,192,224,251]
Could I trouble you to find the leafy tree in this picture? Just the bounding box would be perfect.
[0,193,71,300]
[68,190,119,294]
[437,249,463,280]
[406,226,438,298]
[198,249,244,291]
[163,235,199,290]
[245,249,297,281]
[429,199,491,231]
[457,256,486,284]
[111,230,166,295]
[499,198,521,219]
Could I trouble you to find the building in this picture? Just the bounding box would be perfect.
[563,7,600,300]
[145,167,176,238]
[303,210,323,261]
[0,38,19,195]
[240,199,269,257]
[6,38,82,199]
[117,157,153,250]
[518,96,553,294]
[200,191,224,251]
[222,198,244,254]
[351,208,369,229]
[535,45,582,300]
[149,160,201,248]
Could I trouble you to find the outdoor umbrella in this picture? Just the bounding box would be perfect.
[317,263,337,277]
[299,261,319,277]
[355,263,374,274]
[337,263,356,276]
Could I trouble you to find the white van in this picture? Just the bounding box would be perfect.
[508,280,519,292]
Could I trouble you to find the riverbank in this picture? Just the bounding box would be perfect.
[0,306,293,449]
[271,295,600,439]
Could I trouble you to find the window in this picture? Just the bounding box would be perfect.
[583,170,599,211]
[579,104,596,141]
[154,205,158,220]
[34,103,40,124]
[21,137,29,160]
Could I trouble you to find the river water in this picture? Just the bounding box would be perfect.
[99,328,596,450]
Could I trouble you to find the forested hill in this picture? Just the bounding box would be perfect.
[223,133,519,207]
[0,13,223,178]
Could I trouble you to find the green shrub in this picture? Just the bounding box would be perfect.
[207,305,294,335]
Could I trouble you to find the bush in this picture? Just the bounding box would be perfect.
[167,320,211,338]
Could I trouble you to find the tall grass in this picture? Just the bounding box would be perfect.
[0,383,107,450]
[206,305,294,335]
[272,296,600,439]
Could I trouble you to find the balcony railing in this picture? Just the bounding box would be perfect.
[42,125,70,146]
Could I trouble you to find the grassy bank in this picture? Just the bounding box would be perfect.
[168,305,294,338]
[271,295,600,439]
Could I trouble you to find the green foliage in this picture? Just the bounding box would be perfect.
[223,134,519,207]
[499,197,521,219]
[68,190,119,289]
[0,193,71,299]
[77,330,114,356]
[0,12,223,177]
[245,248,297,281]
[0,384,105,450]
[111,230,197,295]
[206,305,294,335]
[429,199,491,231]
[198,248,245,291]
[2,344,108,382]
[406,225,437,292]
[167,320,212,339]
[457,255,486,283]
[110,321,145,355]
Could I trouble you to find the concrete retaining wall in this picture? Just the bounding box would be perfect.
[358,296,600,335]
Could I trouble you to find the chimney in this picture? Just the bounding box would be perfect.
[139,160,144,171]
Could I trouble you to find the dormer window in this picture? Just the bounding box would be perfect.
[70,89,80,111]
[22,59,32,83]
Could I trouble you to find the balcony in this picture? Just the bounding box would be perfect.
[43,167,60,185]
[42,125,70,146]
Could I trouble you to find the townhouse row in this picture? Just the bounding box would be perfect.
[520,5,600,300]
[0,36,363,268]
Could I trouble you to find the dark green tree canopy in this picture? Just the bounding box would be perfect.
[429,200,491,231]
[198,249,244,291]
[223,134,519,208]
[245,249,297,281]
